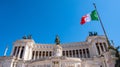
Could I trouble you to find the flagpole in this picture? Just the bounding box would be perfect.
[93,3,111,48]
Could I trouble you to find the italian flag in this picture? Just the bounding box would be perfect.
[80,10,99,25]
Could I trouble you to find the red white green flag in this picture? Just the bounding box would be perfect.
[80,10,99,25]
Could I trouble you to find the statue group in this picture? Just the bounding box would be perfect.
[22,35,32,39]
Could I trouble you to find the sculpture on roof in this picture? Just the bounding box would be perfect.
[22,35,32,39]
[94,32,98,36]
[22,35,27,39]
[89,32,98,36]
[55,35,60,45]
[27,35,32,39]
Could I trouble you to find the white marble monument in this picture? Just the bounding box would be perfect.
[0,35,117,67]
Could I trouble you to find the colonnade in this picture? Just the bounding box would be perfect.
[32,51,52,60]
[12,46,24,58]
[63,48,90,58]
[32,48,90,60]
[12,42,107,60]
[96,42,107,55]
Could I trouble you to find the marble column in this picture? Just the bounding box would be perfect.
[85,49,88,58]
[44,51,46,57]
[22,46,25,59]
[13,62,17,67]
[32,51,34,59]
[37,51,39,59]
[76,50,79,57]
[68,50,70,57]
[98,43,102,54]
[69,51,71,57]
[34,51,36,60]
[41,51,43,58]
[35,51,37,59]
[39,51,41,59]
[71,50,73,57]
[15,47,18,57]
[48,51,49,57]
[78,49,80,58]
[64,51,66,57]
[75,50,77,57]
[102,43,106,52]
[82,49,84,58]
[103,43,107,51]
[18,46,22,58]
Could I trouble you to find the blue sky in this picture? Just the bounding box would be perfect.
[0,0,120,56]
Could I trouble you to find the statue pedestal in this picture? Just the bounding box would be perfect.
[53,45,62,57]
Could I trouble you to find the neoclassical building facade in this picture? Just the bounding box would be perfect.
[0,35,117,67]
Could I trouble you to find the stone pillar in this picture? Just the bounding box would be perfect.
[76,50,79,58]
[44,51,46,57]
[18,46,22,59]
[48,51,49,57]
[103,42,107,51]
[64,51,66,57]
[102,43,106,52]
[83,49,85,58]
[75,50,76,57]
[28,47,32,60]
[36,51,38,59]
[78,50,80,58]
[40,51,41,58]
[69,51,71,57]
[71,50,73,57]
[15,47,18,57]
[24,46,28,59]
[37,51,39,59]
[43,51,45,57]
[13,62,17,67]
[79,50,82,58]
[82,49,84,58]
[22,46,28,60]
[85,49,88,58]
[41,51,43,58]
[68,50,70,57]
[34,51,36,60]
[98,43,102,54]
[103,60,106,67]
